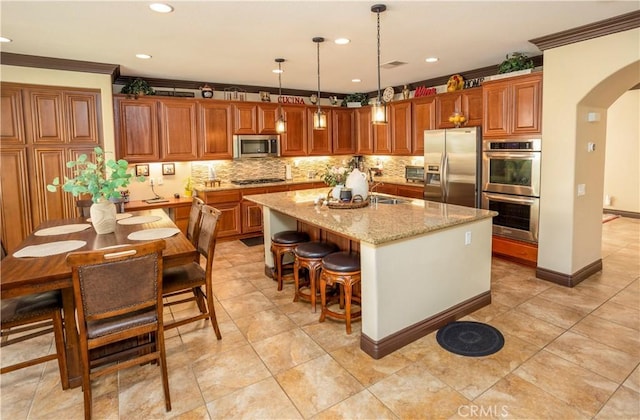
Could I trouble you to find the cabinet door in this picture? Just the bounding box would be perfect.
[29,147,72,227]
[373,122,391,154]
[0,148,33,252]
[198,101,233,159]
[241,200,264,233]
[24,89,66,144]
[1,86,26,145]
[511,74,542,135]
[397,185,424,199]
[411,96,435,156]
[391,102,412,155]
[159,99,198,161]
[355,107,373,154]
[463,88,483,127]
[307,108,332,155]
[65,91,101,145]
[214,202,242,238]
[435,92,462,129]
[332,108,355,155]
[233,103,257,134]
[114,97,159,162]
[482,82,510,137]
[257,103,278,134]
[280,105,307,156]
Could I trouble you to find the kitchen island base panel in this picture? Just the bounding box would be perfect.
[262,207,298,269]
[361,291,491,359]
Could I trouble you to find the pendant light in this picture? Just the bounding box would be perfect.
[371,4,388,125]
[274,58,286,133]
[312,37,327,130]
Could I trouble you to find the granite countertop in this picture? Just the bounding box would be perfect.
[193,176,422,193]
[244,188,496,245]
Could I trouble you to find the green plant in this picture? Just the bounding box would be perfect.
[322,165,352,187]
[341,93,369,107]
[498,52,534,74]
[47,147,143,203]
[120,78,155,97]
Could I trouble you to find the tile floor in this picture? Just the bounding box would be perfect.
[1,217,638,419]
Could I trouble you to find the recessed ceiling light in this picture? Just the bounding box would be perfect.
[272,69,283,74]
[149,3,173,13]
[0,37,12,43]
[335,38,350,45]
[136,53,152,59]
[425,57,439,63]
[352,78,361,83]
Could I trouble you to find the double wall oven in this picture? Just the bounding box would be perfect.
[481,139,541,243]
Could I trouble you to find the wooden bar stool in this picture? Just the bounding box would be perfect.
[270,230,310,291]
[319,251,361,334]
[293,241,339,312]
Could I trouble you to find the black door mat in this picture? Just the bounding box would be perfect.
[436,321,504,357]
[240,236,264,247]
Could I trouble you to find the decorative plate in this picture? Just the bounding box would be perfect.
[382,86,394,103]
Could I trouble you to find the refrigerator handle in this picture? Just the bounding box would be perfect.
[441,154,448,202]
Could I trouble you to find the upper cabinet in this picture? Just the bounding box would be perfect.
[280,105,307,156]
[411,95,436,156]
[390,101,412,155]
[355,107,374,155]
[233,102,279,134]
[483,72,542,138]
[332,107,356,155]
[159,99,198,161]
[1,86,26,145]
[307,108,333,156]
[198,101,233,159]
[257,103,279,134]
[114,96,160,162]
[435,87,482,129]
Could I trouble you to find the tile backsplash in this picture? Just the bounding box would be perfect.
[191,155,425,184]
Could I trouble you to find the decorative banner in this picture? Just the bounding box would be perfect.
[414,86,437,97]
[279,96,305,105]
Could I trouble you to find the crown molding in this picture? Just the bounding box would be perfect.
[1,52,120,82]
[529,10,640,51]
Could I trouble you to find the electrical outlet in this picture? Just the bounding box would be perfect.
[149,178,155,186]
[465,231,472,245]
[157,177,163,185]
[577,184,586,196]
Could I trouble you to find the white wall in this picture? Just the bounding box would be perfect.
[538,28,640,275]
[604,90,640,213]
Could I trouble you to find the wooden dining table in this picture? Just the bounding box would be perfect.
[1,209,197,388]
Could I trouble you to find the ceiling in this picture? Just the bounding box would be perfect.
[1,1,638,94]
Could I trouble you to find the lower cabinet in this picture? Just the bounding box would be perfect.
[492,236,538,267]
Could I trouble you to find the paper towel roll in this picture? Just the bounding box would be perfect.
[285,164,292,180]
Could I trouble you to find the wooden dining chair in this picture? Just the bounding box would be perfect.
[76,199,93,218]
[186,196,205,245]
[66,240,171,420]
[162,205,222,339]
[0,240,69,389]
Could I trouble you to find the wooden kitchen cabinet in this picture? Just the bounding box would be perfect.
[198,190,242,238]
[241,187,268,234]
[280,105,307,156]
[435,87,482,129]
[307,108,332,155]
[233,102,257,134]
[1,86,26,145]
[198,101,233,159]
[1,83,103,252]
[257,103,279,134]
[396,184,424,199]
[332,108,356,155]
[355,107,374,155]
[114,96,160,162]
[390,101,412,155]
[483,72,542,138]
[159,99,198,161]
[411,95,436,156]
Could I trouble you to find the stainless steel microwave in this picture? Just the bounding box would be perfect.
[233,135,280,159]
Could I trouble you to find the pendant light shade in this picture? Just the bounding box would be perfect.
[371,4,388,125]
[313,37,327,130]
[275,58,286,133]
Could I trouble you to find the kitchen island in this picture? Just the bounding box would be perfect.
[244,188,497,358]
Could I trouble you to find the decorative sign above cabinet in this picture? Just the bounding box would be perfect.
[278,96,306,105]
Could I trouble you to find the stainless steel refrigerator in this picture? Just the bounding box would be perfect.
[424,127,481,208]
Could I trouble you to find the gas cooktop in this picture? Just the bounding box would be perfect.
[230,178,286,185]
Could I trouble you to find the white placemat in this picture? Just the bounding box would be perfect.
[13,240,87,258]
[34,224,92,236]
[117,215,162,225]
[127,228,180,241]
[87,213,133,222]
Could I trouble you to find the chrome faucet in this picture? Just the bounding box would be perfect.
[369,181,383,194]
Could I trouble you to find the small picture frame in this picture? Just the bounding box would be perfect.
[259,91,271,102]
[162,163,175,176]
[135,164,149,177]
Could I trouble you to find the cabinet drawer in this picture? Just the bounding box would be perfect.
[242,187,268,197]
[175,205,191,219]
[202,190,242,204]
[397,185,424,199]
[492,236,538,267]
